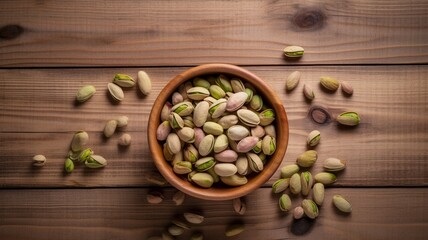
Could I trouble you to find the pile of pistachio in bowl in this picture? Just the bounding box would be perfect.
[156,74,277,188]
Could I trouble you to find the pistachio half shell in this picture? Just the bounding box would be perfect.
[215,74,233,92]
[336,112,360,126]
[283,45,304,58]
[249,95,263,111]
[208,98,227,118]
[113,73,135,88]
[107,82,124,101]
[272,178,290,193]
[195,157,216,171]
[184,144,199,163]
[71,131,89,152]
[259,109,275,126]
[279,194,292,211]
[169,112,184,129]
[300,171,314,196]
[307,130,320,147]
[262,135,276,155]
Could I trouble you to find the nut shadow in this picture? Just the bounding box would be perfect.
[290,217,315,235]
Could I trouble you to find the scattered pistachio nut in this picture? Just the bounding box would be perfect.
[303,84,315,101]
[168,224,184,236]
[293,206,304,219]
[279,193,292,211]
[184,212,204,224]
[313,183,325,206]
[307,130,320,147]
[283,45,304,58]
[113,73,135,88]
[323,157,346,171]
[137,71,152,95]
[85,155,107,168]
[146,171,168,186]
[71,131,89,152]
[296,150,317,167]
[290,173,301,194]
[172,217,191,230]
[116,115,129,127]
[104,119,117,138]
[172,190,185,206]
[341,81,354,95]
[333,194,352,213]
[337,111,360,126]
[232,197,246,215]
[286,70,301,91]
[118,133,131,146]
[76,85,96,103]
[64,158,74,173]
[107,82,124,101]
[320,76,340,91]
[78,148,93,163]
[302,199,319,219]
[280,164,299,178]
[300,171,314,196]
[146,191,164,204]
[314,172,337,185]
[225,223,245,237]
[272,178,290,193]
[32,154,46,167]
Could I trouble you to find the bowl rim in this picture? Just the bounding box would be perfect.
[148,63,289,200]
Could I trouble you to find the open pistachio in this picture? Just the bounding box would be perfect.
[215,150,238,163]
[302,199,319,219]
[237,109,260,127]
[286,71,301,91]
[214,163,238,177]
[221,174,248,186]
[161,102,172,122]
[85,155,107,168]
[71,131,89,152]
[235,156,250,175]
[187,87,210,100]
[307,130,320,147]
[333,195,352,213]
[195,157,216,171]
[227,125,250,141]
[191,172,214,188]
[259,109,275,126]
[233,197,246,215]
[113,73,135,88]
[107,82,124,101]
[246,153,263,172]
[300,171,314,196]
[314,172,337,185]
[209,98,227,118]
[231,78,245,93]
[279,194,292,211]
[290,173,301,194]
[203,121,224,135]
[244,88,253,103]
[217,115,239,129]
[166,133,181,154]
[252,140,262,153]
[283,45,304,58]
[320,76,340,91]
[64,158,74,173]
[261,135,276,155]
[216,74,233,92]
[272,178,290,193]
[214,134,229,153]
[68,150,80,162]
[171,101,194,117]
[323,157,346,171]
[76,85,96,102]
[237,136,259,153]
[209,85,226,99]
[163,143,174,161]
[198,134,215,156]
[137,71,152,95]
[313,183,325,206]
[296,150,317,167]
[249,94,263,111]
[337,112,360,126]
[226,92,248,112]
[177,127,196,143]
[78,148,93,163]
[33,154,47,167]
[169,112,184,129]
[174,161,193,174]
[280,164,299,178]
[193,77,210,89]
[184,144,199,163]
[193,101,210,127]
[156,121,171,141]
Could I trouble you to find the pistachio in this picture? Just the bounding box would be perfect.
[104,119,117,138]
[230,78,245,93]
[290,173,301,194]
[163,143,174,161]
[173,161,193,174]
[171,101,194,117]
[85,155,107,168]
[259,109,275,126]
[262,135,276,155]
[71,131,89,152]
[64,158,74,173]
[296,150,317,167]
[107,82,124,101]
[264,125,276,138]
[209,98,227,118]
[116,115,129,127]
[169,112,184,129]
[252,140,262,153]
[191,172,214,188]
[184,116,195,128]
[314,172,337,185]
[161,102,172,122]
[203,96,216,105]
[145,171,168,186]
[233,197,246,215]
[237,109,260,127]
[302,199,319,219]
[32,154,46,167]
[235,156,250,175]
[209,84,226,99]
[172,217,191,230]
[227,125,250,141]
[172,92,184,105]
[307,130,320,147]
[293,206,304,219]
[68,150,80,161]
[203,121,224,135]
[341,81,354,95]
[76,85,96,102]
[118,133,131,146]
[78,148,94,163]
[225,223,245,237]
[283,45,304,58]
[198,134,214,156]
[320,76,340,91]
[286,71,301,91]
[190,232,204,240]
[214,134,229,153]
[217,115,239,129]
[193,77,211,89]
[207,167,220,183]
[323,157,346,171]
[166,133,181,154]
[237,136,259,153]
[194,128,205,149]
[226,92,248,112]
[313,183,325,206]
[246,152,264,172]
[177,127,196,143]
[244,88,253,103]
[156,121,171,141]
[280,164,300,178]
[221,174,248,186]
[113,73,135,88]
[215,150,238,163]
[172,150,184,165]
[300,171,314,196]
[168,225,184,236]
[333,195,352,213]
[187,87,210,100]
[228,138,239,152]
[214,163,238,177]
[137,71,152,95]
[249,94,263,111]
[172,190,185,206]
[303,84,315,101]
[184,144,199,163]
[179,81,193,100]
[216,74,233,92]
[195,157,216,171]
[184,212,204,224]
[279,194,292,211]
[272,178,290,193]
[250,125,265,138]
[336,111,360,126]
[193,101,210,127]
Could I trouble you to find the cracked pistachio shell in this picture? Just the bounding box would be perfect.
[233,197,247,215]
[280,164,300,178]
[179,81,193,100]
[198,134,215,156]
[187,87,210,100]
[184,144,199,163]
[172,92,184,105]
[252,140,262,153]
[246,152,263,172]
[193,128,205,149]
[173,161,193,174]
[64,158,74,173]
[228,138,239,152]
[341,81,354,95]
[303,84,315,101]
[314,172,337,185]
[214,134,229,153]
[244,88,253,103]
[156,121,171,141]
[216,74,233,92]
[171,101,194,117]
[161,102,172,122]
[225,223,245,237]
[262,135,276,155]
[76,85,96,102]
[33,155,47,167]
[283,45,304,58]
[137,71,151,95]
[259,109,275,126]
[313,183,325,206]
[290,173,301,194]
[215,149,238,163]
[113,73,135,88]
[300,171,314,196]
[166,133,181,154]
[226,92,248,112]
[78,148,93,163]
[85,155,107,168]
[307,130,320,147]
[296,150,317,167]
[163,143,174,161]
[104,119,117,138]
[227,125,249,141]
[172,190,186,206]
[145,171,167,186]
[320,76,340,91]
[214,163,238,177]
[323,157,346,171]
[184,212,204,224]
[251,125,265,138]
[147,191,164,204]
[193,77,210,89]
[231,78,245,93]
[286,71,301,91]
[264,125,276,138]
[191,172,214,188]
[337,112,360,126]
[203,121,224,135]
[168,112,184,129]
[107,82,124,101]
[195,157,216,171]
[193,101,210,127]
[235,156,250,175]
[221,174,248,186]
[168,224,184,236]
[217,115,239,129]
[237,136,259,153]
[302,199,319,219]
[237,109,260,127]
[208,98,227,118]
[209,85,226,99]
[71,131,89,152]
[293,206,304,219]
[177,127,196,143]
[333,195,352,213]
[203,96,216,105]
[249,94,263,111]
[279,194,292,211]
[272,178,290,193]
[172,150,184,165]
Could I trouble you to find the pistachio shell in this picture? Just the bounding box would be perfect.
[303,84,315,101]
[183,116,195,128]
[231,78,245,93]
[104,119,117,138]
[307,130,320,146]
[302,199,319,219]
[313,183,325,206]
[341,81,354,95]
[286,71,301,91]
[237,109,260,127]
[237,136,259,153]
[107,82,124,101]
[33,155,47,167]
[279,194,292,211]
[193,128,205,149]
[193,77,211,89]
[168,112,184,129]
[249,94,263,111]
[214,163,238,177]
[232,197,247,215]
[246,152,263,172]
[184,144,199,163]
[187,87,210,100]
[215,74,233,92]
[244,88,253,103]
[156,121,171,141]
[323,157,346,171]
[173,161,193,174]
[184,212,204,224]
[272,178,290,193]
[85,155,107,168]
[296,150,317,167]
[235,156,250,175]
[217,115,239,129]
[172,92,184,105]
[166,133,181,154]
[320,76,340,91]
[336,112,360,126]
[251,125,265,138]
[163,143,174,161]
[113,73,135,88]
[280,164,300,178]
[64,158,74,173]
[171,101,194,116]
[300,171,314,196]
[261,135,276,155]
[214,150,238,163]
[290,173,301,194]
[202,121,224,135]
[214,134,229,153]
[71,131,89,152]
[226,92,248,112]
[172,191,186,206]
[193,101,210,127]
[209,85,226,99]
[221,174,248,186]
[314,172,337,185]
[198,134,215,156]
[191,173,214,188]
[227,125,250,141]
[137,71,152,95]
[283,45,304,57]
[76,85,96,102]
[78,148,94,163]
[161,102,172,122]
[264,125,276,138]
[333,195,352,213]
[225,223,245,237]
[195,157,216,171]
[208,98,227,118]
[176,127,196,143]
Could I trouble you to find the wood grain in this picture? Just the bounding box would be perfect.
[1,0,428,67]
[0,188,426,240]
[0,66,427,187]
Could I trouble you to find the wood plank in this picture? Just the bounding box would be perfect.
[1,0,427,67]
[0,188,426,240]
[0,66,427,187]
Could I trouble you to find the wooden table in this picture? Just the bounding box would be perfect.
[1,1,427,239]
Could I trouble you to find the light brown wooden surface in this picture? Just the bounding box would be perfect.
[1,0,428,67]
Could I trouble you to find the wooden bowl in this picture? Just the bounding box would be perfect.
[148,64,289,200]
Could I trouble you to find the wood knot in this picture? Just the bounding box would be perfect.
[309,105,331,124]
[0,25,24,40]
[292,8,326,31]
